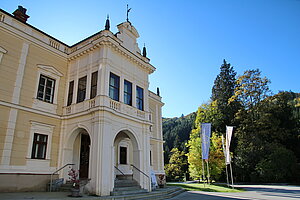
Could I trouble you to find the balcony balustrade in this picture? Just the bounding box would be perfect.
[63,95,149,121]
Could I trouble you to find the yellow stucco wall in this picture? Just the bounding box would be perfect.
[0,105,10,161]
[0,30,22,103]
[10,110,61,167]
[20,44,68,114]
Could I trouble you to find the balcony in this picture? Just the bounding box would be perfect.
[63,95,149,121]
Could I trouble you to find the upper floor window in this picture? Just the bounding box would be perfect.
[77,76,87,103]
[67,81,74,106]
[136,86,144,111]
[31,133,48,159]
[90,71,98,99]
[37,75,55,103]
[124,80,132,105]
[109,72,120,101]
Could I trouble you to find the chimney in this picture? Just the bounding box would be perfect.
[12,6,29,23]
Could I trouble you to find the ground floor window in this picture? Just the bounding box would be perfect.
[31,133,48,159]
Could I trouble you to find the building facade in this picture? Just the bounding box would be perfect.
[0,6,164,196]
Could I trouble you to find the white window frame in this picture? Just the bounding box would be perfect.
[27,121,54,160]
[32,65,63,114]
[0,46,7,64]
[26,121,55,172]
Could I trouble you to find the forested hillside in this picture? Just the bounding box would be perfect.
[162,113,196,181]
[162,113,196,162]
[162,59,300,183]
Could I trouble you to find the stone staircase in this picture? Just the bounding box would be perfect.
[49,176,185,199]
[109,175,185,199]
[111,175,147,196]
[108,186,185,200]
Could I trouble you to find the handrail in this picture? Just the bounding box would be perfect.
[50,163,74,192]
[114,166,125,176]
[131,164,149,178]
[131,164,151,192]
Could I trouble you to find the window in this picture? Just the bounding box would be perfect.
[37,75,55,103]
[31,133,48,159]
[136,86,144,111]
[90,71,98,99]
[77,76,87,103]
[120,146,127,164]
[124,80,132,105]
[150,150,152,166]
[109,73,120,101]
[67,81,74,106]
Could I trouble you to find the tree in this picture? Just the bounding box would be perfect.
[229,69,271,110]
[186,103,225,181]
[255,146,298,182]
[211,59,239,133]
[233,91,300,182]
[162,113,196,165]
[165,148,187,181]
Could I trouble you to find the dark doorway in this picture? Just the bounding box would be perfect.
[79,134,90,179]
[120,146,127,164]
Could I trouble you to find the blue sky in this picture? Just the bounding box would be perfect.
[1,0,300,117]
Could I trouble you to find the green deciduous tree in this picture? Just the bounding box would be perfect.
[186,103,225,181]
[229,69,271,111]
[255,146,298,182]
[165,148,187,181]
[233,91,300,182]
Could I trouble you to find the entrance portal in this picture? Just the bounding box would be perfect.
[79,134,90,179]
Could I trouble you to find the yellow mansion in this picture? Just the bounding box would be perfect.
[0,6,164,196]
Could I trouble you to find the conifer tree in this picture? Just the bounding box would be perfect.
[211,59,238,133]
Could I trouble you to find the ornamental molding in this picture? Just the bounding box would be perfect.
[68,35,155,74]
[37,64,63,77]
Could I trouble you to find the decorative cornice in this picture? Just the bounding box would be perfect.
[68,34,156,74]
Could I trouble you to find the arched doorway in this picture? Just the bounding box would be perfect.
[65,128,91,180]
[79,133,90,179]
[113,130,140,181]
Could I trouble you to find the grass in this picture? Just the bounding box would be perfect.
[167,183,244,192]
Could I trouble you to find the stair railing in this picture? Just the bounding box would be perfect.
[50,163,74,192]
[131,164,151,192]
[114,165,126,176]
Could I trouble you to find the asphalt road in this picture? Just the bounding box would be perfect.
[168,184,300,200]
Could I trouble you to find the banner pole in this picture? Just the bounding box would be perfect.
[222,135,229,187]
[200,127,205,187]
[202,158,205,187]
[229,161,234,189]
[206,160,210,185]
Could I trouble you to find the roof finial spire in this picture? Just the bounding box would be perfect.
[142,43,147,57]
[126,4,131,22]
[105,14,110,30]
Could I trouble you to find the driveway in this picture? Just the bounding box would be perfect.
[168,184,300,200]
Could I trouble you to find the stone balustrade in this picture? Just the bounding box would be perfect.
[63,95,149,121]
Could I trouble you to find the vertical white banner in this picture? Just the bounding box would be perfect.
[225,126,234,164]
[201,123,211,160]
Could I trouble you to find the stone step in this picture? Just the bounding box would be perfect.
[111,188,148,196]
[114,186,141,191]
[116,174,133,180]
[107,186,185,200]
[114,179,139,187]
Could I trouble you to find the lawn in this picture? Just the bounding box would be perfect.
[167,183,244,192]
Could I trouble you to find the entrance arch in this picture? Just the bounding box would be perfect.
[113,130,141,182]
[64,127,91,180]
